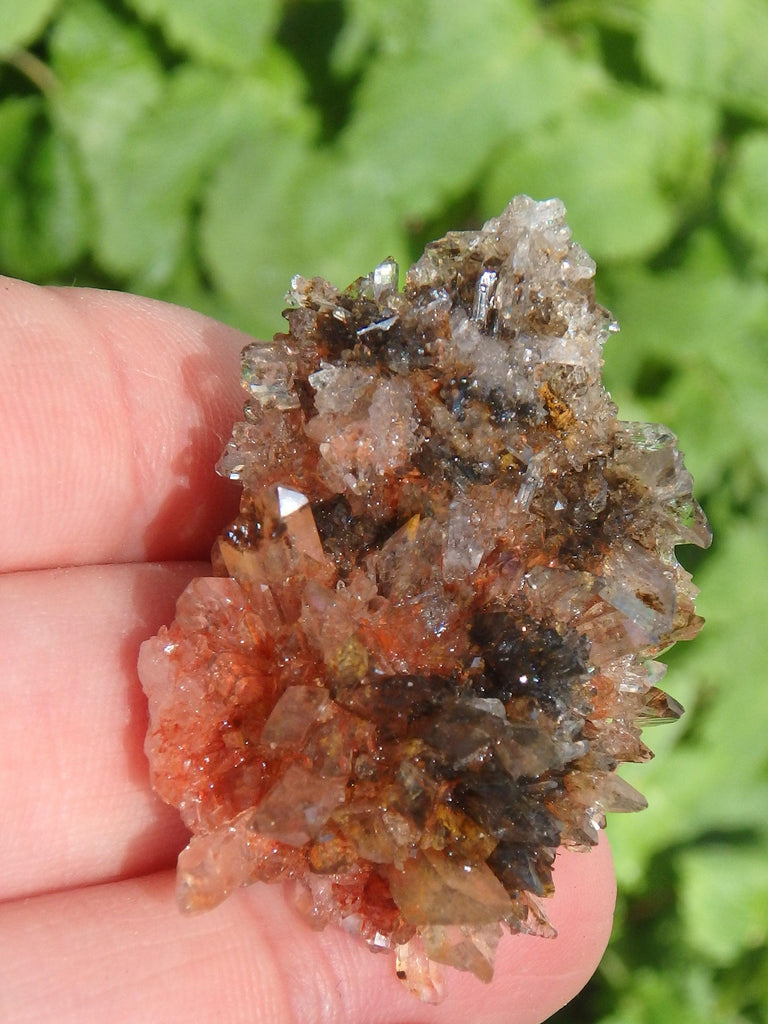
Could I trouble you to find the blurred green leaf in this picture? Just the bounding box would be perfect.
[94,53,310,291]
[201,134,408,337]
[640,0,768,120]
[339,0,598,221]
[0,97,41,271]
[200,127,314,335]
[29,126,89,272]
[602,262,768,492]
[332,0,415,74]
[123,0,280,69]
[484,89,717,261]
[0,0,59,53]
[723,131,768,268]
[598,966,740,1024]
[48,0,163,175]
[679,844,768,964]
[0,97,87,277]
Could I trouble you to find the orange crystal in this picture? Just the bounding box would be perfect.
[139,197,710,999]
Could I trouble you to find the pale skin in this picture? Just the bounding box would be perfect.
[0,276,616,1024]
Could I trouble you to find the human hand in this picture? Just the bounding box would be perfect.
[0,276,616,1024]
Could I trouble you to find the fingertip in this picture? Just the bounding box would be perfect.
[283,836,615,1024]
[465,836,615,1023]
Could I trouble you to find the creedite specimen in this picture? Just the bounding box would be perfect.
[139,196,711,1000]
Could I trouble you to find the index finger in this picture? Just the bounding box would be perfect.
[0,277,249,571]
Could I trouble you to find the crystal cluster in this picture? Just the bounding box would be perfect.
[139,197,710,998]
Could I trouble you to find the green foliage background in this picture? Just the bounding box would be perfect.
[2,1,767,1020]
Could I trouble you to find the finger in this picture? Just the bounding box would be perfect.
[0,840,615,1024]
[0,562,199,901]
[0,277,248,571]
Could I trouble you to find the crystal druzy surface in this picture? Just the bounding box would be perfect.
[139,197,710,998]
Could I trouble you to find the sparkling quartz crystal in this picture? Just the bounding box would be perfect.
[139,196,711,1000]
